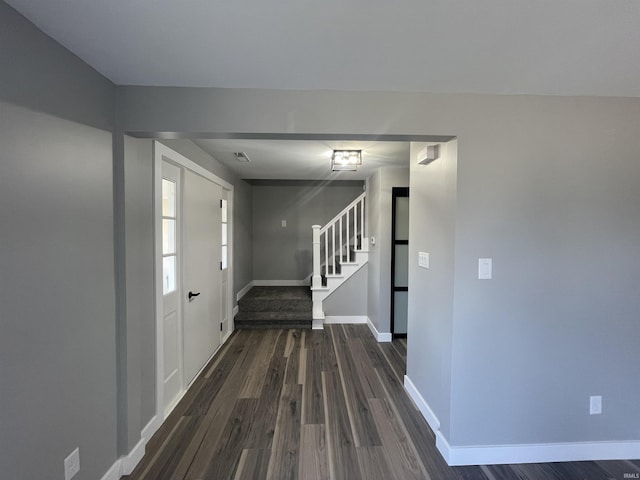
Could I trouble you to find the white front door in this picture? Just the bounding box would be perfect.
[161,161,183,414]
[183,169,222,385]
[155,142,233,420]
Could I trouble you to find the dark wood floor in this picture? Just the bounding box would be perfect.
[125,325,640,480]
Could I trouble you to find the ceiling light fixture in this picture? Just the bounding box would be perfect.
[331,150,362,171]
[233,152,251,162]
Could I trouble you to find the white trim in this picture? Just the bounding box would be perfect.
[100,461,120,480]
[253,279,310,286]
[312,318,324,330]
[120,438,145,476]
[236,281,254,302]
[142,414,163,444]
[403,375,441,432]
[153,142,165,427]
[99,415,162,480]
[403,375,640,466]
[155,141,233,190]
[367,317,392,342]
[232,305,239,317]
[324,315,368,324]
[437,433,640,466]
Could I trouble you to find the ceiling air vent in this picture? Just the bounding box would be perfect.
[233,152,251,162]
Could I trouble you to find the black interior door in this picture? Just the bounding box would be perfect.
[390,187,409,338]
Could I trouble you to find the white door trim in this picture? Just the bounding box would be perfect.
[153,141,234,422]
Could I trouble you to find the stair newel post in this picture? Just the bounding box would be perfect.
[311,224,325,327]
[312,225,322,289]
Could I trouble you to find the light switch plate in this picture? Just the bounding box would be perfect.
[418,252,429,269]
[478,258,492,279]
[281,220,287,227]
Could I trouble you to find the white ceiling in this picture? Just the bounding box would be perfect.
[193,139,410,180]
[7,0,639,180]
[6,0,640,97]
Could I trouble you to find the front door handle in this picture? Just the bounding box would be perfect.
[188,291,201,300]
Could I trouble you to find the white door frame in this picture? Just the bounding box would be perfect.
[153,141,234,421]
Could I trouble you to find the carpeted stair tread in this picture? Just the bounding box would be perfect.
[239,286,311,313]
[241,286,311,300]
[235,311,312,321]
[235,286,313,329]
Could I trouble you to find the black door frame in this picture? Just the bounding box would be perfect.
[390,187,409,339]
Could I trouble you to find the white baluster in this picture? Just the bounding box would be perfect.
[360,197,364,250]
[347,209,351,252]
[339,217,343,264]
[332,224,336,275]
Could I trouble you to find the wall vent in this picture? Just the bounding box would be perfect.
[233,152,251,162]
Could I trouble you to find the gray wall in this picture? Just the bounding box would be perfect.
[232,177,254,295]
[116,86,640,451]
[448,106,640,446]
[0,4,119,480]
[407,141,457,439]
[0,1,113,131]
[366,167,410,334]
[252,181,364,281]
[0,101,117,480]
[123,136,156,447]
[159,140,254,299]
[0,6,117,479]
[324,265,368,316]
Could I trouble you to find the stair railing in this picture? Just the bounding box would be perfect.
[312,192,366,291]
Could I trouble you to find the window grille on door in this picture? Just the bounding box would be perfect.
[221,199,228,270]
[162,179,178,294]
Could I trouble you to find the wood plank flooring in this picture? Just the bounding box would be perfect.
[125,325,639,480]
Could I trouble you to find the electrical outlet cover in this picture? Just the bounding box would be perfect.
[64,447,80,480]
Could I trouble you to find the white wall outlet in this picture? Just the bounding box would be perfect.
[64,447,80,480]
[478,258,492,279]
[281,220,287,227]
[418,252,429,269]
[590,395,602,415]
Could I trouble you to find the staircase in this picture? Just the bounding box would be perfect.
[234,286,312,329]
[311,192,368,327]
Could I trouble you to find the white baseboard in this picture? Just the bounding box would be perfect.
[312,318,324,330]
[367,317,392,342]
[120,438,145,476]
[99,415,161,480]
[253,279,310,286]
[100,461,120,480]
[324,315,368,324]
[403,375,440,433]
[438,433,640,466]
[403,375,640,466]
[141,414,162,447]
[232,305,239,317]
[236,281,254,302]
